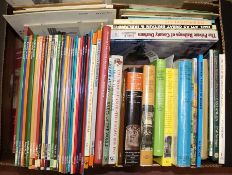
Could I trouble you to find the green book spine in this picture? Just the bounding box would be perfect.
[15,36,29,166]
[102,57,114,165]
[153,59,166,156]
[50,35,62,169]
[25,36,37,167]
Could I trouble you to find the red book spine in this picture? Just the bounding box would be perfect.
[94,26,111,165]
[72,37,83,174]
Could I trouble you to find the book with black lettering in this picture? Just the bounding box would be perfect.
[124,67,143,166]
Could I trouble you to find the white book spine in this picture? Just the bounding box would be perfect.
[113,19,212,25]
[41,36,52,169]
[108,56,123,165]
[111,29,218,41]
[219,54,226,164]
[89,37,101,158]
[48,36,58,164]
[209,49,214,156]
[84,42,97,156]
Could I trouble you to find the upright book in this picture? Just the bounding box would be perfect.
[176,59,192,167]
[154,68,177,166]
[153,59,166,156]
[94,26,111,165]
[124,67,143,165]
[140,65,155,166]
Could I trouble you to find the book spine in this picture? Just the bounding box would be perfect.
[34,36,44,169]
[41,36,52,170]
[21,36,32,167]
[102,57,114,165]
[124,67,143,166]
[208,49,214,157]
[190,58,197,165]
[108,56,123,165]
[25,36,37,167]
[140,65,155,166]
[153,59,166,156]
[50,35,61,169]
[89,30,102,167]
[212,50,219,161]
[117,71,126,166]
[202,59,209,160]
[84,32,97,168]
[177,60,192,167]
[35,36,46,168]
[71,37,82,174]
[154,68,176,166]
[113,24,216,30]
[57,36,67,172]
[37,36,49,169]
[113,19,213,26]
[15,36,28,166]
[30,36,43,169]
[219,54,226,164]
[111,29,218,41]
[172,67,178,166]
[80,34,91,174]
[196,54,203,167]
[94,26,111,165]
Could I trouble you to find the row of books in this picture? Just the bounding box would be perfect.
[14,26,225,175]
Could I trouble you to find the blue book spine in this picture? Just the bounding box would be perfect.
[196,55,203,167]
[177,60,192,167]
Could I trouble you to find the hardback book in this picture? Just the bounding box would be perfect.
[102,56,114,165]
[171,66,178,166]
[153,59,166,156]
[94,26,111,165]
[117,71,126,166]
[176,59,192,167]
[208,49,214,157]
[202,58,209,160]
[190,57,197,166]
[124,67,143,166]
[108,55,123,165]
[196,54,203,167]
[113,19,213,26]
[219,54,226,164]
[140,65,155,166]
[154,68,177,166]
[212,50,219,161]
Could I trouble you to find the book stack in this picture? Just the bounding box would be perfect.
[10,1,226,174]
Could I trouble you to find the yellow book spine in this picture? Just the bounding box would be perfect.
[154,68,177,166]
[172,69,178,165]
[59,35,71,173]
[140,65,155,166]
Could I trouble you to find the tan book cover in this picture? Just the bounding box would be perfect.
[140,65,155,166]
[202,59,209,160]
